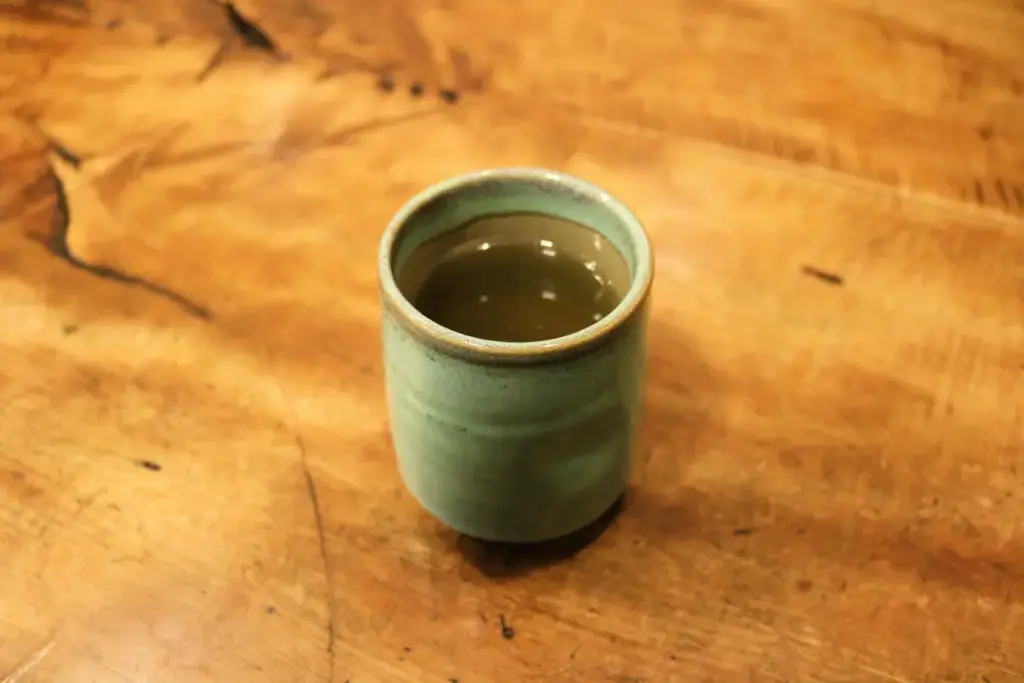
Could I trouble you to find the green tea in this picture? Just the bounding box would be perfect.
[406,214,629,343]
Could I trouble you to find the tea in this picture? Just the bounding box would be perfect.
[402,214,630,342]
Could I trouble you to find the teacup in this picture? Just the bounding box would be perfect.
[378,168,653,543]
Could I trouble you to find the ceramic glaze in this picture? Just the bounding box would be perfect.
[378,168,653,542]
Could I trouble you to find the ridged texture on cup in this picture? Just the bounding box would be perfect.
[382,303,648,542]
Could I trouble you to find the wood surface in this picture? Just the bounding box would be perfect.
[1,0,1023,681]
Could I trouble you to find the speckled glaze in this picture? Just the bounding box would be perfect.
[378,168,653,543]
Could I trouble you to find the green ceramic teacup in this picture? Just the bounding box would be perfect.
[378,168,653,543]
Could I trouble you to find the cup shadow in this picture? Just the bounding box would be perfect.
[455,494,626,578]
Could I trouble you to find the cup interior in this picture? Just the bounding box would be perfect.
[380,168,652,353]
[394,213,633,308]
[389,172,645,287]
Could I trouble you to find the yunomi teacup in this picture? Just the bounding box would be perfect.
[378,168,653,543]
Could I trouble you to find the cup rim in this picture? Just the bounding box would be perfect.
[378,167,653,362]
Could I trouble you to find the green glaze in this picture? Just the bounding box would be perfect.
[378,168,653,543]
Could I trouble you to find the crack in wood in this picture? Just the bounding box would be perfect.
[46,170,213,320]
[298,436,336,683]
[224,1,280,55]
[48,139,83,169]
[195,1,285,82]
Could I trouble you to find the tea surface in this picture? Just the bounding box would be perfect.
[410,216,626,342]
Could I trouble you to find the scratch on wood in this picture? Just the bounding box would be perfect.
[195,41,230,83]
[38,491,100,542]
[298,435,336,683]
[1,637,57,683]
[856,664,913,683]
[273,109,442,161]
[318,109,440,146]
[567,107,1024,227]
[800,265,845,287]
[538,643,583,679]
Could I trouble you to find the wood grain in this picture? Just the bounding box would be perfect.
[1,1,1022,681]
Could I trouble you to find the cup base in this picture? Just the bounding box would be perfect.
[453,494,625,575]
[400,462,627,544]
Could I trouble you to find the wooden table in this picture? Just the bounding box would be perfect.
[2,1,1022,681]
